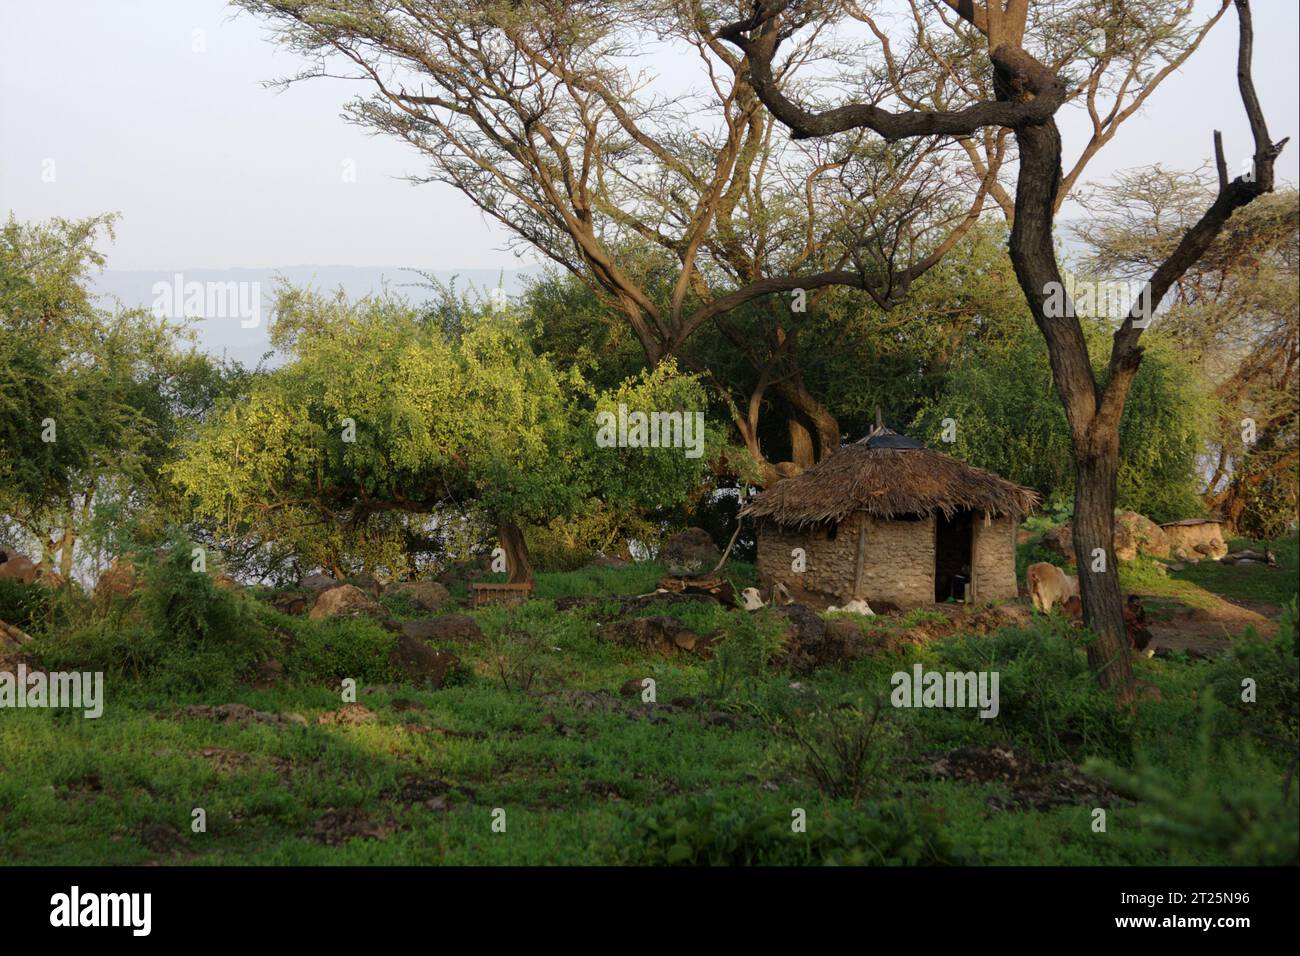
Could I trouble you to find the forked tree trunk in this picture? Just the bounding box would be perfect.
[496,517,534,585]
[787,414,816,469]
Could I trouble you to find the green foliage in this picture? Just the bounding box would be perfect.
[172,287,713,576]
[914,316,1213,523]
[1089,700,1299,865]
[1203,623,1300,751]
[704,612,779,701]
[929,621,1135,762]
[278,615,397,685]
[37,534,267,692]
[623,795,972,865]
[0,579,47,632]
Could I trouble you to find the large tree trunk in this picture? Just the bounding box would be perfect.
[787,414,816,469]
[496,517,534,585]
[773,375,840,461]
[1072,439,1136,705]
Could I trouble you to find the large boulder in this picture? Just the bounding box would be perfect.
[1161,519,1228,562]
[1114,511,1169,561]
[1,619,35,650]
[597,616,707,655]
[659,527,721,575]
[388,580,453,612]
[345,571,384,596]
[308,584,389,623]
[1040,526,1074,562]
[299,572,338,594]
[387,635,461,687]
[400,614,482,644]
[435,556,493,587]
[0,553,40,585]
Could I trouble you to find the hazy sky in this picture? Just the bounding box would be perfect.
[2,0,1296,272]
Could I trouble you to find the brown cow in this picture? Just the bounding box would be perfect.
[1027,562,1079,613]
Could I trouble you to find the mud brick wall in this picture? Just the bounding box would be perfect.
[971,512,1019,601]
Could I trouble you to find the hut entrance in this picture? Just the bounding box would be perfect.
[934,510,973,602]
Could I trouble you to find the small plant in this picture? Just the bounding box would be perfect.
[765,694,894,805]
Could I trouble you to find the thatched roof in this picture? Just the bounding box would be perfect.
[740,426,1039,527]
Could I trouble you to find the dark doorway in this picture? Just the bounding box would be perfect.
[934,510,973,602]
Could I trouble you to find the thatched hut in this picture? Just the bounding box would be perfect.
[740,426,1038,608]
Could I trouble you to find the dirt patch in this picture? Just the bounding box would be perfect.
[188,747,293,781]
[139,822,188,855]
[170,703,308,728]
[1141,596,1277,658]
[56,772,104,801]
[316,703,378,726]
[310,807,398,846]
[924,744,1127,812]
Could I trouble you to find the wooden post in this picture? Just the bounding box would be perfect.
[852,518,868,599]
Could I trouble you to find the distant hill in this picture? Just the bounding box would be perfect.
[89,264,543,367]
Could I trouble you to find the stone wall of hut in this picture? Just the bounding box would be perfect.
[756,509,1021,607]
[756,513,936,608]
[971,513,1019,601]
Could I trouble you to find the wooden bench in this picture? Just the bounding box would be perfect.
[470,581,535,609]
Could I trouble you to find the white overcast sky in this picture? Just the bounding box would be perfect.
[1,0,1296,272]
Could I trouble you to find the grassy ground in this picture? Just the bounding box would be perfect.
[1,548,1296,866]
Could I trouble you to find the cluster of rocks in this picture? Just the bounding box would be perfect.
[1039,511,1236,566]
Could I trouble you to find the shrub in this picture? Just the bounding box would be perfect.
[1089,699,1299,865]
[764,695,896,805]
[278,614,397,685]
[1204,618,1300,752]
[704,612,780,702]
[37,533,268,691]
[0,579,47,631]
[929,621,1135,763]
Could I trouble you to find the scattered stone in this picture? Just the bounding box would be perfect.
[598,616,708,655]
[299,572,337,594]
[619,677,646,697]
[387,635,461,687]
[308,583,389,623]
[0,620,34,649]
[270,591,310,615]
[400,614,481,644]
[346,571,384,595]
[388,579,453,611]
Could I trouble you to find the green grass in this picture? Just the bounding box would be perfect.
[1171,535,1299,607]
[1,557,1295,865]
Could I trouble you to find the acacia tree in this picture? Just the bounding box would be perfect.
[714,0,1288,703]
[235,0,997,482]
[171,287,713,583]
[1074,174,1298,536]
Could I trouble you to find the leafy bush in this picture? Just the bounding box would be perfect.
[278,614,397,685]
[623,795,973,865]
[0,579,47,631]
[1089,700,1299,865]
[704,612,780,701]
[1204,619,1299,752]
[929,621,1135,763]
[37,534,268,691]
